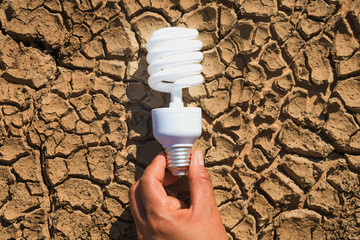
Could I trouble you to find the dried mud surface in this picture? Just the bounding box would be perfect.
[0,0,360,239]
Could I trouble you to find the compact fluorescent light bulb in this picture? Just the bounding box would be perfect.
[146,27,204,176]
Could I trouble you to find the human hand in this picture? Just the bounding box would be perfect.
[129,149,228,240]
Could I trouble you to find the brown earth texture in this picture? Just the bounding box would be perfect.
[0,0,360,239]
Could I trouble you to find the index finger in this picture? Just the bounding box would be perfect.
[138,153,176,215]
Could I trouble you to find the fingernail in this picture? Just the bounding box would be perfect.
[196,151,204,166]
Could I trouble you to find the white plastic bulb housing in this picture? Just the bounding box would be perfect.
[146,27,204,176]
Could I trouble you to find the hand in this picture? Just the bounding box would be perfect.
[129,149,228,240]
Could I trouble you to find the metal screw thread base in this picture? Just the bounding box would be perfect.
[165,146,192,176]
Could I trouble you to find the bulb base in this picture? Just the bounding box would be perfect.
[165,146,192,176]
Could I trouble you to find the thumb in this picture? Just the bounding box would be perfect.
[187,149,217,211]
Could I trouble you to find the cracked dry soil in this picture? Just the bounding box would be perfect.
[0,0,360,239]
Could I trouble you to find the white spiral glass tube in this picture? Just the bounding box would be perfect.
[146,27,204,107]
[146,27,204,176]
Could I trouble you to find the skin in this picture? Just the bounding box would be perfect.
[129,149,228,240]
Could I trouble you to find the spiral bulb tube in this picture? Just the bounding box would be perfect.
[146,27,204,107]
[146,27,204,176]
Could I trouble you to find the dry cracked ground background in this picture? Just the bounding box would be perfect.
[0,0,359,239]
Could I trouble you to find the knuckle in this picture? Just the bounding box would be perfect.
[139,176,150,187]
[198,169,211,182]
[139,176,155,188]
